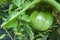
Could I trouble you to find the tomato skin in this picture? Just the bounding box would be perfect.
[30,11,53,31]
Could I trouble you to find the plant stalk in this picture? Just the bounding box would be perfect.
[43,0,60,12]
[1,0,41,27]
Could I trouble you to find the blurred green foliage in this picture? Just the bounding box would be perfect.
[0,0,60,40]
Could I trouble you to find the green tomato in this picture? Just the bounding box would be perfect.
[30,11,53,31]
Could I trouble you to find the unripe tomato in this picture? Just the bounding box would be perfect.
[30,11,53,31]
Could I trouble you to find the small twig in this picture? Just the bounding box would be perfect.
[3,28,14,40]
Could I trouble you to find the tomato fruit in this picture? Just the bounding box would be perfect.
[30,11,53,31]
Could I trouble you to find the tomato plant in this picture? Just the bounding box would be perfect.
[30,11,53,31]
[0,0,60,40]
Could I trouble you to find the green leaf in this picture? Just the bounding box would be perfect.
[21,1,31,8]
[9,4,13,11]
[12,0,22,7]
[2,11,18,28]
[18,12,30,22]
[24,23,34,40]
[36,38,42,40]
[8,11,18,19]
[41,34,48,40]
[0,34,6,40]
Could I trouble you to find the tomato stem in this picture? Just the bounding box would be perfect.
[1,0,41,27]
[43,0,60,12]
